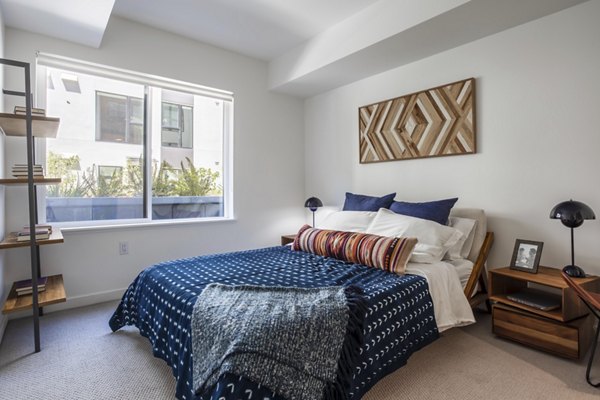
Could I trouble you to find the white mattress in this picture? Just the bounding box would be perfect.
[405,260,475,332]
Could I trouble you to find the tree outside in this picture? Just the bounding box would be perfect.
[47,152,222,198]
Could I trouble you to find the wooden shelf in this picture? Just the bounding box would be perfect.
[0,113,60,138]
[489,293,564,321]
[490,266,599,289]
[489,266,600,322]
[1,58,65,352]
[0,228,64,250]
[489,266,600,359]
[3,274,66,314]
[0,177,61,186]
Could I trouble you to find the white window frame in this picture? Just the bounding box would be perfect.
[35,52,234,229]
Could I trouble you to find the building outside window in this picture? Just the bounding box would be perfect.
[36,53,232,225]
[96,92,143,144]
[161,102,193,148]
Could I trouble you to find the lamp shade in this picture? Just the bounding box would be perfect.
[304,197,323,212]
[550,200,595,228]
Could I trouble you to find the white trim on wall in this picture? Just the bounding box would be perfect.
[2,288,126,321]
[48,287,125,312]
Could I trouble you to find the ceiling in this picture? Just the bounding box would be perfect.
[0,0,590,97]
[0,0,115,48]
[113,0,381,61]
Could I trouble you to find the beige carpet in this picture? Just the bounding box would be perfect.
[0,302,598,400]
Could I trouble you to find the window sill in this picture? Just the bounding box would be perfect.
[56,216,236,234]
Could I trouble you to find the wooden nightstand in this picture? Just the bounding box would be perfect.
[489,266,600,359]
[281,234,296,246]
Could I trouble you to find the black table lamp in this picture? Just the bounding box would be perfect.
[550,200,595,277]
[304,197,323,227]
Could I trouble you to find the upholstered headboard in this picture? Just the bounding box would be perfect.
[449,208,487,264]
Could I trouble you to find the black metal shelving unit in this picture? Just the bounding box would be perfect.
[0,58,64,352]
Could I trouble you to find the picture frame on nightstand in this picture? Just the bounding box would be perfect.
[510,239,543,273]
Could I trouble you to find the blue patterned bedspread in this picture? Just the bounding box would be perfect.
[109,246,438,400]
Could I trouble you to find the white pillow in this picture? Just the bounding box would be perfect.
[444,217,477,260]
[318,211,377,232]
[366,208,464,263]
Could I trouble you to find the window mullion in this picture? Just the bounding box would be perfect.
[179,105,183,148]
[126,96,130,144]
[143,86,152,219]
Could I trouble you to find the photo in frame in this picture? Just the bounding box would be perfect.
[510,239,543,273]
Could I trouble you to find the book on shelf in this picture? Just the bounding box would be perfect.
[16,284,47,292]
[12,172,44,178]
[11,164,45,178]
[14,276,48,295]
[16,234,51,242]
[13,163,43,168]
[13,106,46,116]
[12,164,43,169]
[15,276,48,289]
[21,224,53,233]
[18,228,50,235]
[16,229,51,242]
[16,287,47,296]
[12,167,44,172]
[12,172,45,178]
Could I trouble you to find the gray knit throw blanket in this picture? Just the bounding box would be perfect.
[192,284,366,400]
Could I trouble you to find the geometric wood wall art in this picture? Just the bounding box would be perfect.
[359,78,476,163]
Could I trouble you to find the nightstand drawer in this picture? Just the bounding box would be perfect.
[492,304,591,359]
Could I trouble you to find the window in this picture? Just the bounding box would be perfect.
[37,53,232,225]
[96,92,143,144]
[161,102,193,148]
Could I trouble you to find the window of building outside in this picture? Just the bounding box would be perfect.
[161,102,193,148]
[96,92,143,144]
[37,54,232,225]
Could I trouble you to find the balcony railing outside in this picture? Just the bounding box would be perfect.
[46,196,223,221]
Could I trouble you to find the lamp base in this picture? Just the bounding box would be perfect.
[562,265,586,278]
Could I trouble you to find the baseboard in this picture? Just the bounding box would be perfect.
[5,288,126,321]
[49,288,126,312]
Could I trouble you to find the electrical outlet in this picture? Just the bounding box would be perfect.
[119,241,129,255]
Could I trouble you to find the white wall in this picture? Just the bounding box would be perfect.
[2,17,305,319]
[304,1,600,275]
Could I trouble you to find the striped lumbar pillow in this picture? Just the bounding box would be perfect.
[292,225,417,275]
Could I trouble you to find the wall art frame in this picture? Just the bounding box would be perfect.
[359,78,476,163]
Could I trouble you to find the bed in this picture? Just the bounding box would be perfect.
[110,208,493,400]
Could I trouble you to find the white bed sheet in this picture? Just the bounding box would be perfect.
[405,260,475,332]
[447,258,475,288]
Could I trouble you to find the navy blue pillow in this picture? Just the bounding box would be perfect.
[343,192,396,212]
[389,198,458,225]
